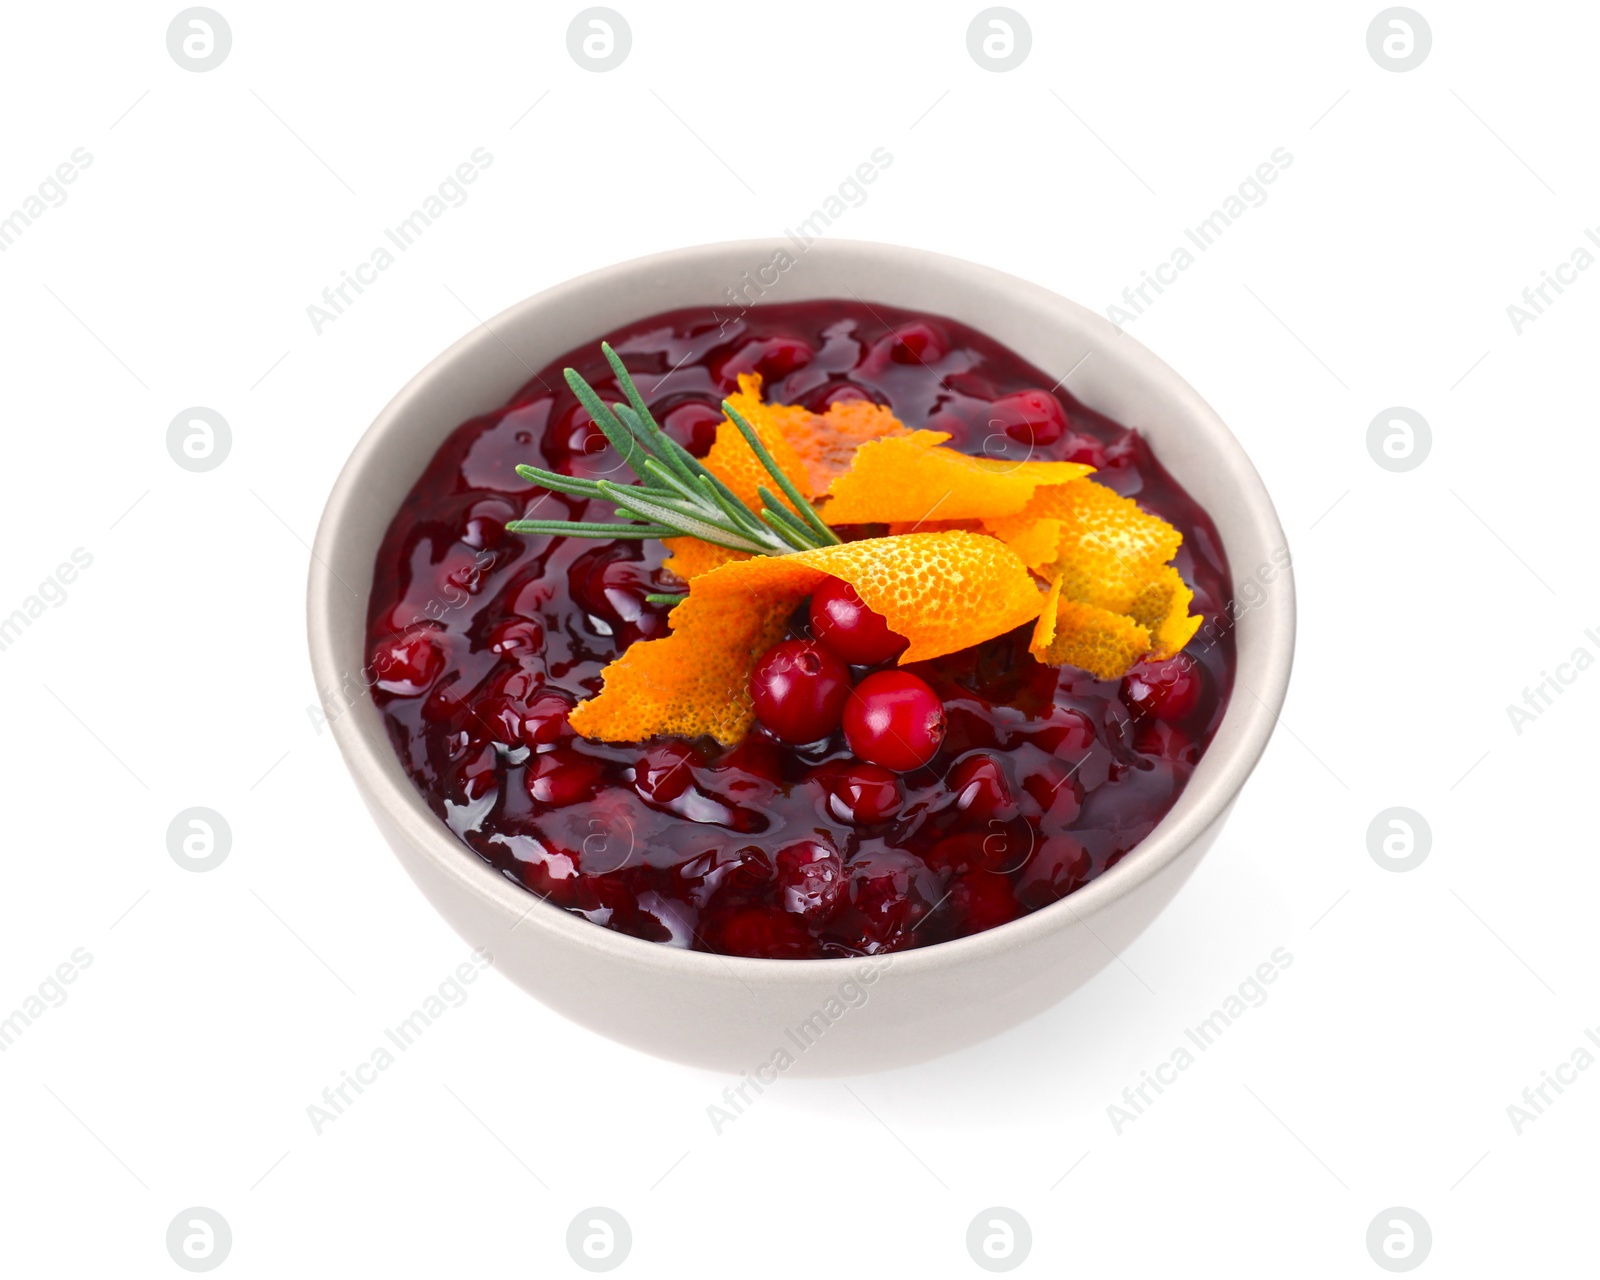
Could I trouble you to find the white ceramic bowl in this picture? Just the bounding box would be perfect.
[308,239,1294,1075]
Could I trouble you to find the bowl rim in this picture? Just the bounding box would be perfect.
[308,237,1296,983]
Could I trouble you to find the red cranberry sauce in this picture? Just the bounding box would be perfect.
[366,301,1234,959]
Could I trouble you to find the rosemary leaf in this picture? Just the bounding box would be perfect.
[562,368,644,469]
[506,519,675,538]
[597,482,768,552]
[757,487,824,550]
[722,402,841,545]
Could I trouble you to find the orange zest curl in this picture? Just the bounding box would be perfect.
[1030,577,1156,681]
[660,375,907,583]
[661,536,749,582]
[820,431,1094,524]
[700,375,813,515]
[568,531,1046,745]
[1000,480,1200,675]
[989,479,1180,615]
[639,376,1203,701]
[703,374,910,505]
[785,396,909,498]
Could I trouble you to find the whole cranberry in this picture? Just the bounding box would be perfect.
[843,671,946,771]
[1122,655,1203,722]
[750,640,852,743]
[776,839,845,921]
[487,618,544,657]
[1017,836,1091,909]
[1134,721,1199,764]
[819,762,903,824]
[681,845,774,909]
[947,752,1013,821]
[806,382,876,413]
[373,629,445,696]
[526,747,603,807]
[714,733,789,788]
[1020,762,1083,826]
[456,745,500,803]
[1061,432,1109,469]
[472,665,544,745]
[717,336,815,387]
[927,818,1032,874]
[549,395,628,479]
[514,840,581,906]
[661,401,723,457]
[420,676,467,725]
[838,871,928,953]
[987,389,1068,448]
[436,546,491,599]
[634,741,703,804]
[884,322,947,366]
[1030,708,1096,758]
[703,904,813,958]
[569,545,651,628]
[809,577,909,665]
[519,691,573,748]
[460,496,516,551]
[925,832,992,875]
[948,871,1021,933]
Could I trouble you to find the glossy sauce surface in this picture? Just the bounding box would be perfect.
[366,301,1235,958]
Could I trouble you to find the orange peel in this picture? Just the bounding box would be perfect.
[661,536,749,582]
[820,431,1095,524]
[786,396,909,498]
[1013,481,1202,678]
[986,478,1181,613]
[568,531,1046,745]
[1136,565,1203,661]
[698,374,812,515]
[663,377,909,578]
[642,373,1203,691]
[1029,577,1155,680]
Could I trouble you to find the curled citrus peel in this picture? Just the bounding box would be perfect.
[820,431,1094,523]
[659,375,908,582]
[787,395,909,498]
[1029,577,1156,680]
[705,374,908,505]
[699,375,812,516]
[660,534,749,582]
[799,422,1203,678]
[569,531,1044,745]
[590,378,1203,742]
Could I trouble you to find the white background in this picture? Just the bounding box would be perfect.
[1,1,1593,1274]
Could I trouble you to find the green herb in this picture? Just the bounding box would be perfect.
[506,343,840,555]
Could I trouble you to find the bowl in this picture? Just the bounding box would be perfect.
[307,239,1294,1075]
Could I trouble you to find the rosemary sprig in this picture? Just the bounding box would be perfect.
[506,343,839,555]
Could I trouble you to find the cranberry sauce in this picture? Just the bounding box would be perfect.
[365,301,1234,959]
